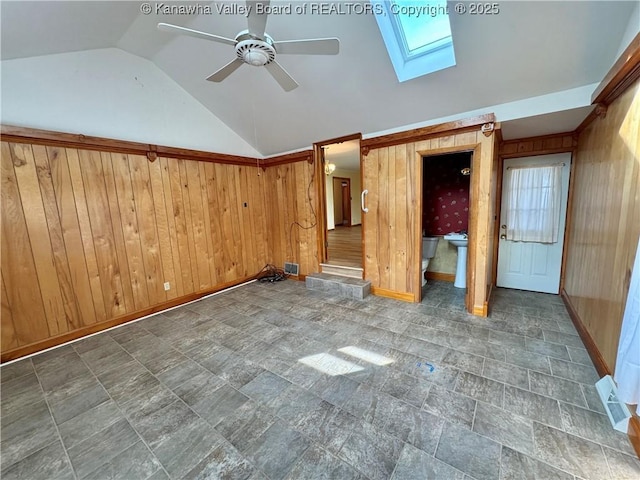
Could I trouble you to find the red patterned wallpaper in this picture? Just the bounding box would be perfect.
[423,153,471,235]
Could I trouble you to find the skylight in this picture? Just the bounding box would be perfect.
[371,0,456,82]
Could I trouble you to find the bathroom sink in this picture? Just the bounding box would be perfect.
[444,234,468,288]
[444,233,468,248]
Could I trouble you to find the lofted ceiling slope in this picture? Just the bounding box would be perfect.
[1,1,636,156]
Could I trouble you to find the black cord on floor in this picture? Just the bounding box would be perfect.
[256,264,287,283]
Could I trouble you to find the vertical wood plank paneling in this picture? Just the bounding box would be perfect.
[565,81,640,371]
[231,166,250,276]
[177,159,200,290]
[377,148,390,288]
[149,158,179,300]
[2,139,281,359]
[183,159,211,290]
[166,158,194,294]
[364,148,380,286]
[214,162,237,281]
[1,275,18,351]
[405,143,418,294]
[198,162,217,286]
[204,162,225,283]
[32,145,81,330]
[101,153,134,313]
[111,152,150,310]
[78,149,127,318]
[1,143,49,343]
[128,154,166,305]
[388,146,397,291]
[160,157,185,298]
[11,143,68,335]
[66,148,108,322]
[395,144,408,293]
[250,169,268,269]
[48,146,97,326]
[362,129,497,309]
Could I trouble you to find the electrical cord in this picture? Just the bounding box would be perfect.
[256,263,288,283]
[287,161,318,262]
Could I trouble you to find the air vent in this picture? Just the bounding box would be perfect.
[284,262,299,276]
[595,375,631,433]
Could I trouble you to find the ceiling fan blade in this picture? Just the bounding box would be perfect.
[264,61,298,92]
[274,38,340,55]
[206,58,245,82]
[246,1,269,38]
[157,23,236,46]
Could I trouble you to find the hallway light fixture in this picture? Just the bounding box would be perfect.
[325,163,336,175]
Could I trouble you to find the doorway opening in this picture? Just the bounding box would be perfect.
[421,152,472,307]
[315,135,363,271]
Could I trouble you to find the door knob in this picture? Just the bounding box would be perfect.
[501,225,507,229]
[500,234,507,240]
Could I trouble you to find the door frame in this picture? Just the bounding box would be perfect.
[494,147,577,292]
[332,176,352,227]
[313,133,363,266]
[420,148,475,311]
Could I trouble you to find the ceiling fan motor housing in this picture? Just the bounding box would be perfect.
[235,34,276,66]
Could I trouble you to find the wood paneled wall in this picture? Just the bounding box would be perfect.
[563,80,640,372]
[264,161,319,276]
[362,129,497,311]
[1,141,269,359]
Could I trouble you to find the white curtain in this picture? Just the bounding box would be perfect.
[505,165,562,243]
[615,237,640,405]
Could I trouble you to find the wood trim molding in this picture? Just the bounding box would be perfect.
[262,149,314,167]
[629,416,640,459]
[426,272,455,282]
[370,286,415,303]
[0,275,257,363]
[561,289,640,458]
[1,125,259,167]
[499,132,576,158]
[314,132,362,147]
[560,289,610,377]
[0,125,319,169]
[473,302,488,317]
[592,32,640,105]
[361,114,495,155]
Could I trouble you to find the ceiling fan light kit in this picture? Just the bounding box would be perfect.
[157,0,340,92]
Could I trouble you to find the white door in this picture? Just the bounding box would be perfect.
[497,153,571,294]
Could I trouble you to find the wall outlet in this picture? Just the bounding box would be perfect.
[163,282,170,291]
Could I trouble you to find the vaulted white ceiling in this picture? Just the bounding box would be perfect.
[1,1,637,156]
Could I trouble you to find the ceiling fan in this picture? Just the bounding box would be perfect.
[157,0,340,91]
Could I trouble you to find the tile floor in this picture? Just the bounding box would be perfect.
[1,279,639,480]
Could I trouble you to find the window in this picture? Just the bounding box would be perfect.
[371,0,456,82]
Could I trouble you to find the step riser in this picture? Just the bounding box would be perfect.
[306,273,371,300]
[319,264,364,279]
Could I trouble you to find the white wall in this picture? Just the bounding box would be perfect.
[325,168,361,229]
[1,48,260,157]
[616,2,639,59]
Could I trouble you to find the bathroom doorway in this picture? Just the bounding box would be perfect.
[421,152,472,305]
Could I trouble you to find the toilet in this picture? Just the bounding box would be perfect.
[421,237,439,286]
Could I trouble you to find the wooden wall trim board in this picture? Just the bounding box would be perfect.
[498,132,576,158]
[592,32,640,105]
[262,149,314,167]
[361,114,495,153]
[370,286,415,302]
[562,289,640,459]
[1,275,257,363]
[1,125,317,169]
[560,289,610,377]
[426,272,455,282]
